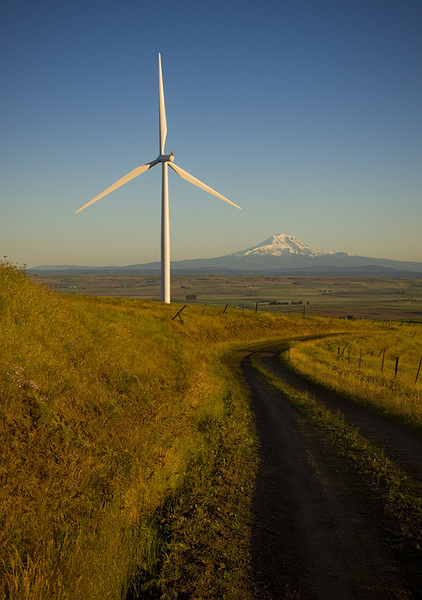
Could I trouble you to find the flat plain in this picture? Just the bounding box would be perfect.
[32,273,422,320]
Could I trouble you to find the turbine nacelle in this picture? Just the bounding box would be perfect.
[158,152,174,163]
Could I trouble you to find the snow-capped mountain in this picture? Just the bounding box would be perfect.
[231,234,333,258]
[30,234,422,277]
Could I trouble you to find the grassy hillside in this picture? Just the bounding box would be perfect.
[0,260,359,599]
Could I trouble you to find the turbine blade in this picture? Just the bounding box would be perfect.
[158,53,167,155]
[169,162,241,209]
[76,161,157,213]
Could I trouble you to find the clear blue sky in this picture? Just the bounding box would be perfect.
[1,0,421,267]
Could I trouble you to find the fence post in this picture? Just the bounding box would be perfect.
[255,302,258,314]
[415,355,422,385]
[395,356,399,378]
[172,304,187,322]
[341,343,349,357]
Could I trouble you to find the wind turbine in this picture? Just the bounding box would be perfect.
[76,53,240,303]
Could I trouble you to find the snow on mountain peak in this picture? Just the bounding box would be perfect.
[234,234,332,258]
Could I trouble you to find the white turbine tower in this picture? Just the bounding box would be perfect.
[76,53,240,303]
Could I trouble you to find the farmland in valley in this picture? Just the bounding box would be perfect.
[32,273,422,321]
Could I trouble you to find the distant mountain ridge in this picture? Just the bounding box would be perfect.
[30,234,422,277]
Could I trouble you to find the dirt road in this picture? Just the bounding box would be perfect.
[235,342,422,600]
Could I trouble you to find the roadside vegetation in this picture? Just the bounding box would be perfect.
[284,328,422,429]
[0,260,356,600]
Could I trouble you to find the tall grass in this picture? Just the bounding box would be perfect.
[284,326,422,428]
[0,260,356,599]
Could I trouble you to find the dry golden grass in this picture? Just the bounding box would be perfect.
[0,260,357,599]
[285,326,422,428]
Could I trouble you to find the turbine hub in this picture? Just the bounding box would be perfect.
[158,153,175,163]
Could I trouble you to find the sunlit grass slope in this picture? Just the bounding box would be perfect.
[285,328,422,428]
[0,260,356,599]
